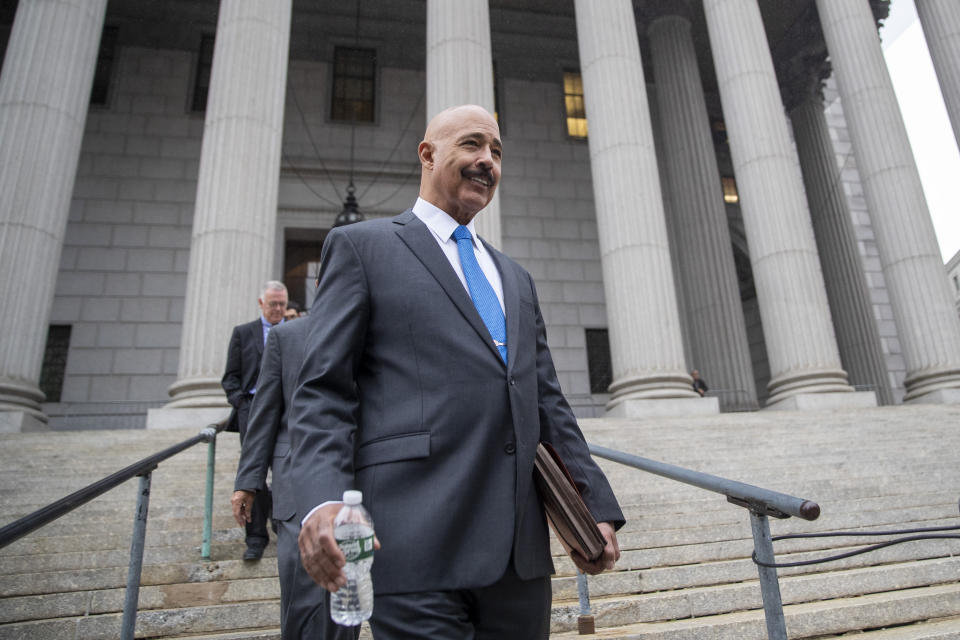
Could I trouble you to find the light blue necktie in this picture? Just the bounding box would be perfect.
[453,225,507,364]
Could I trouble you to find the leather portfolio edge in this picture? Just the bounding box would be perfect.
[533,441,606,562]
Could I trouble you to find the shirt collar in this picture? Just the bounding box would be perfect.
[260,315,283,329]
[413,197,479,247]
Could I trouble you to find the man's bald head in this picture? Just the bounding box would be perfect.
[418,105,502,225]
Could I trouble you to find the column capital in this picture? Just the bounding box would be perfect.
[772,4,830,112]
[775,1,888,114]
[639,0,698,27]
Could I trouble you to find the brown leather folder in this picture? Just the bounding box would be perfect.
[533,442,606,562]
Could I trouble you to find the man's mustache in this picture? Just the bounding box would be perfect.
[462,167,495,186]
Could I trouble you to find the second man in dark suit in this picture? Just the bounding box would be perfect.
[222,280,288,560]
[231,317,357,640]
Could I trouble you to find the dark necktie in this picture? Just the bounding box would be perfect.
[453,225,507,364]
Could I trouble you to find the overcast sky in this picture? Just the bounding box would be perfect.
[880,0,959,263]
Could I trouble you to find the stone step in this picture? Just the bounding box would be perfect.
[5,552,958,633]
[4,486,954,565]
[10,482,952,541]
[3,513,956,603]
[552,546,960,598]
[814,616,960,638]
[551,557,960,631]
[1,405,958,639]
[551,583,960,639]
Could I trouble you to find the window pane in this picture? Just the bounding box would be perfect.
[39,325,72,402]
[90,26,119,106]
[331,46,376,122]
[585,329,612,394]
[563,71,587,139]
[191,34,216,112]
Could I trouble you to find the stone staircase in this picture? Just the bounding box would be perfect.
[1,404,959,638]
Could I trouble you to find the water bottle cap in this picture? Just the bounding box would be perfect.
[342,490,363,505]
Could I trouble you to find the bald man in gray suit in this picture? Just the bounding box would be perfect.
[290,105,624,638]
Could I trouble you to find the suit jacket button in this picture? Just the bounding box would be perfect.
[504,442,516,454]
[509,377,516,386]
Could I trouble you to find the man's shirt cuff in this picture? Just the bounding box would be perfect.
[301,501,342,527]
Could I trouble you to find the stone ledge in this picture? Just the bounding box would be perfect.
[906,388,960,406]
[605,397,719,418]
[0,410,48,433]
[146,406,230,430]
[764,390,877,411]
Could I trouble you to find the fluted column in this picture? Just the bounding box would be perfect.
[649,14,758,411]
[817,0,960,403]
[165,0,292,409]
[703,0,861,408]
[790,93,893,405]
[916,0,960,147]
[425,0,501,248]
[573,0,704,417]
[0,0,108,431]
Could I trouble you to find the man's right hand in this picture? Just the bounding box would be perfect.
[299,503,348,592]
[231,490,254,527]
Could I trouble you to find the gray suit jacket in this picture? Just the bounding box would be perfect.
[234,318,307,522]
[289,210,624,595]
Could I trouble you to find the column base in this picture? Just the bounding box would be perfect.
[146,406,231,430]
[764,390,877,411]
[605,396,720,418]
[903,367,960,402]
[0,410,49,433]
[166,376,229,409]
[904,388,960,405]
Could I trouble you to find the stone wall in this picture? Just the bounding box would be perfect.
[38,45,906,427]
[44,44,609,426]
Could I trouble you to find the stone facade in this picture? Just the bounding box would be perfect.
[2,0,958,430]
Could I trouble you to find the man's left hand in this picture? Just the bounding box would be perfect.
[568,521,620,575]
[231,490,255,527]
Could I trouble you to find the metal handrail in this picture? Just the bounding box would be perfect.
[587,443,821,640]
[0,418,229,640]
[590,444,820,521]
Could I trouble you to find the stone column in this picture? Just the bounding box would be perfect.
[0,0,108,432]
[648,13,758,412]
[573,0,708,418]
[916,0,960,147]
[790,92,894,405]
[817,0,960,403]
[425,0,501,249]
[702,0,866,410]
[153,0,292,426]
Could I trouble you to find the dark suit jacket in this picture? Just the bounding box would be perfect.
[222,317,265,437]
[233,318,307,522]
[289,210,624,595]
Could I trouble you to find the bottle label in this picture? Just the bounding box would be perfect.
[337,534,375,562]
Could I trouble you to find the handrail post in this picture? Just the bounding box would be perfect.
[121,472,152,640]
[202,428,217,560]
[576,570,595,634]
[749,510,787,640]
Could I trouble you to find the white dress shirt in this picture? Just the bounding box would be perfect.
[411,197,506,314]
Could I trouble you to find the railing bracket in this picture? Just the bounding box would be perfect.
[727,495,790,519]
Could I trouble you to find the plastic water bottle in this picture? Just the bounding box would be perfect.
[330,490,375,626]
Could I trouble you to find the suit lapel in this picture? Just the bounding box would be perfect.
[394,211,505,365]
[252,320,264,358]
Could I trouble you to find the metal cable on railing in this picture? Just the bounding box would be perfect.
[0,419,229,640]
[587,443,820,640]
[752,515,960,568]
